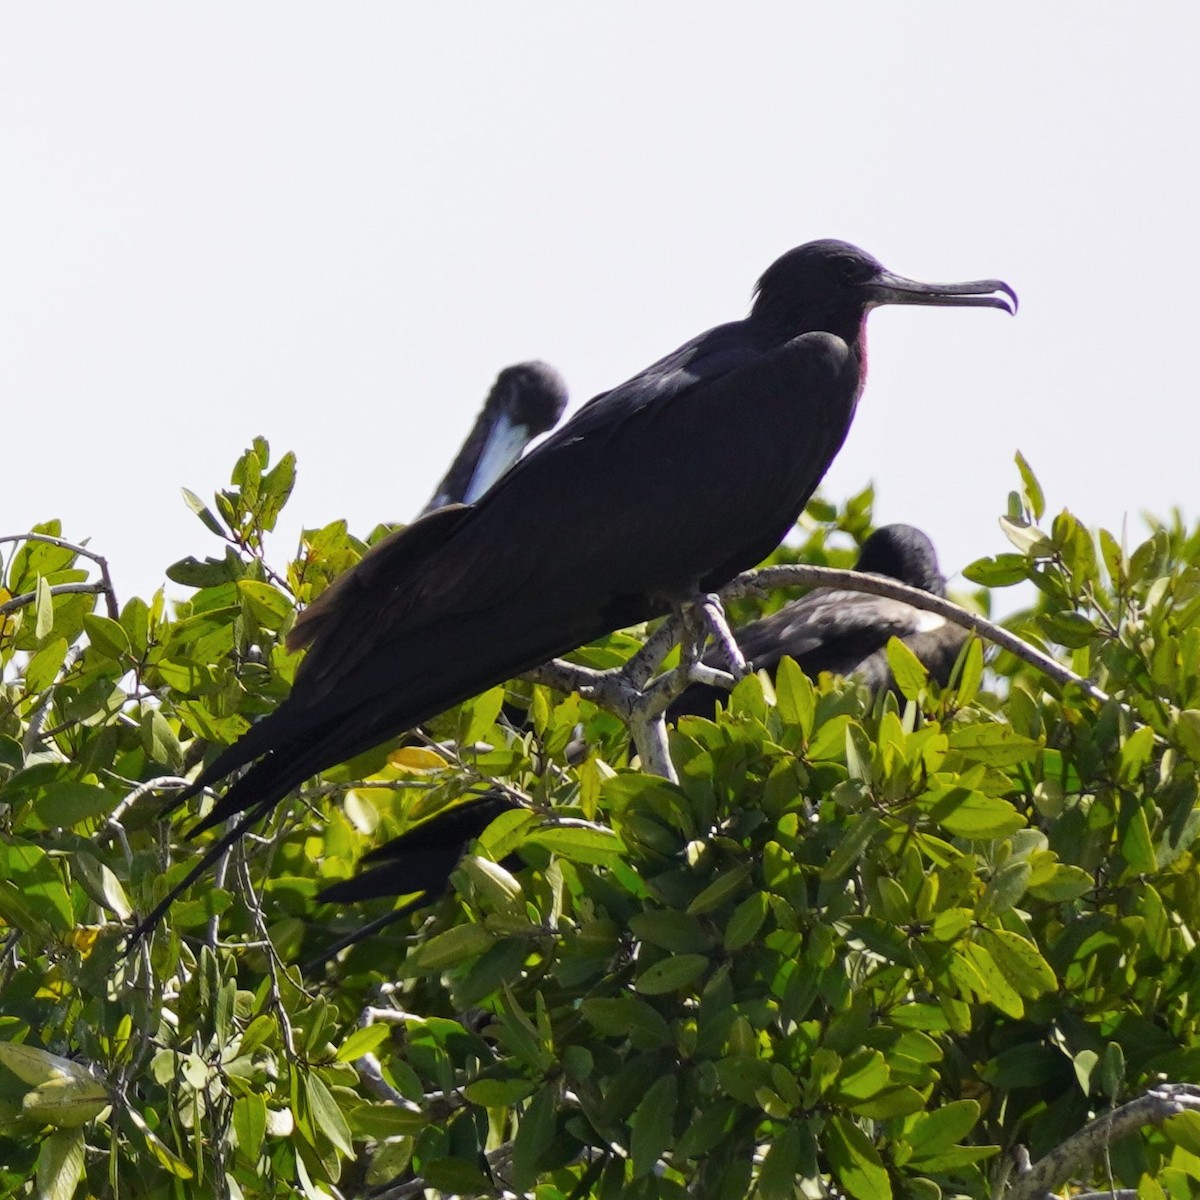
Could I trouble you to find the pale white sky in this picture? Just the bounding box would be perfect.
[2,6,1197,604]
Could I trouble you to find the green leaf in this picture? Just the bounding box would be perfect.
[1174,710,1200,764]
[976,930,1055,998]
[976,860,1031,921]
[25,637,68,694]
[408,923,494,971]
[182,487,227,536]
[1040,610,1095,649]
[629,910,711,954]
[581,997,672,1049]
[35,1128,86,1200]
[826,1114,892,1200]
[757,1123,804,1200]
[35,575,53,641]
[946,723,1041,765]
[1072,1048,1099,1095]
[462,1075,537,1107]
[335,1025,392,1063]
[237,580,294,631]
[630,1073,677,1177]
[32,782,116,831]
[775,655,815,738]
[528,822,626,865]
[821,811,882,881]
[142,708,183,772]
[962,553,1030,587]
[905,1098,979,1159]
[0,839,74,934]
[634,953,708,995]
[511,1086,558,1191]
[1014,451,1045,521]
[927,788,1025,838]
[1122,802,1157,874]
[955,638,983,707]
[887,637,928,701]
[999,516,1054,557]
[234,1093,267,1163]
[833,1050,890,1102]
[1164,1111,1200,1158]
[82,613,130,660]
[724,890,768,952]
[73,852,132,919]
[305,1072,354,1157]
[687,863,751,915]
[127,1105,195,1178]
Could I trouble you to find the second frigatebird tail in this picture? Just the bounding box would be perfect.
[669,524,970,719]
[137,240,1014,937]
[421,361,569,515]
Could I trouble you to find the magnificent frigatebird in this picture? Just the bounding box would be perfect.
[669,523,969,719]
[421,361,568,515]
[137,240,1014,936]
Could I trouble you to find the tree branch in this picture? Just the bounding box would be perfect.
[0,532,120,618]
[1002,1083,1200,1200]
[523,562,1111,786]
[0,581,109,618]
[728,564,1109,706]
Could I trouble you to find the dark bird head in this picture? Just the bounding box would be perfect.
[492,361,569,437]
[424,359,569,512]
[856,524,947,596]
[752,239,1017,343]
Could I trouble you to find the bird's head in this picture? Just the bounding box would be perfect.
[857,523,947,597]
[752,239,1016,341]
[492,360,570,436]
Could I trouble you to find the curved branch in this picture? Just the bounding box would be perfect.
[523,563,1112,784]
[0,532,119,618]
[0,581,109,618]
[1003,1083,1200,1200]
[726,564,1110,706]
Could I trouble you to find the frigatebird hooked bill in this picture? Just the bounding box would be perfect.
[669,524,969,719]
[136,240,1014,938]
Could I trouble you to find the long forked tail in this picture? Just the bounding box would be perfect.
[126,796,276,948]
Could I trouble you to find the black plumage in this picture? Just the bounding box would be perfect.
[138,240,1013,938]
[669,524,969,719]
[318,792,518,906]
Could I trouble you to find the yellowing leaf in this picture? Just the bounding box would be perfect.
[388,746,448,772]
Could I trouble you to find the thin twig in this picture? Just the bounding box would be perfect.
[0,581,108,617]
[0,532,120,618]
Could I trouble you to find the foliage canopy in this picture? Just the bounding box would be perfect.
[2,442,1200,1199]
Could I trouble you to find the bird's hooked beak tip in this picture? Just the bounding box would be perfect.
[870,271,1018,316]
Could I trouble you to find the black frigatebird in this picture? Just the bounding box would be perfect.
[421,361,568,515]
[669,523,969,719]
[137,240,1014,937]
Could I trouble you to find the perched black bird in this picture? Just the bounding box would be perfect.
[669,524,969,719]
[139,240,1013,937]
[421,361,568,515]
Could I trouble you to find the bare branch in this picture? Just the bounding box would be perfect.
[1003,1083,1200,1200]
[0,581,108,617]
[729,564,1109,705]
[0,532,120,618]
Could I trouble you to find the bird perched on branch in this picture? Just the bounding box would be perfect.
[136,239,1014,940]
[669,523,969,719]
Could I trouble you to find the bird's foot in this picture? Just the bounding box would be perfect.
[694,592,748,680]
